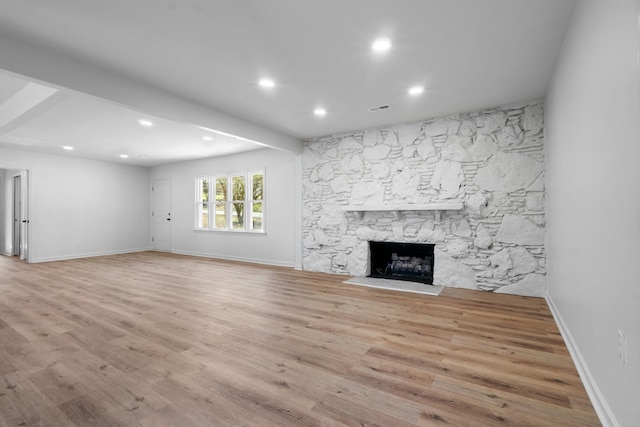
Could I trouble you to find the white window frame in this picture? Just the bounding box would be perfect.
[195,176,209,229]
[247,170,264,232]
[195,170,265,233]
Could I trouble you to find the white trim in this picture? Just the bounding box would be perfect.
[545,293,618,427]
[193,229,265,235]
[171,249,295,268]
[30,247,152,263]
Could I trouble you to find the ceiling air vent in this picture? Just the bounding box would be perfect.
[368,105,390,112]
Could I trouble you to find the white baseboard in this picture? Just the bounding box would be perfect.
[170,249,296,268]
[545,293,618,427]
[30,247,153,263]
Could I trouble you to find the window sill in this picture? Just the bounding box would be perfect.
[193,228,266,235]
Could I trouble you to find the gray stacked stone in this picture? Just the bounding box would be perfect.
[302,101,546,297]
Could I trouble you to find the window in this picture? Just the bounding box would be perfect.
[196,170,264,232]
[196,177,209,228]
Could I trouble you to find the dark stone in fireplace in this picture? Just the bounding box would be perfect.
[368,241,435,285]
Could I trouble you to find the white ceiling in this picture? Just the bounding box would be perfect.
[0,72,263,165]
[0,0,577,166]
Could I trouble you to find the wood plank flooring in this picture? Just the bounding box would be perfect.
[0,251,600,426]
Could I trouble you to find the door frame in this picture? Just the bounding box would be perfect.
[0,167,31,262]
[13,175,21,256]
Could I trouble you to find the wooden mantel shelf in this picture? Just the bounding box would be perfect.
[342,202,464,221]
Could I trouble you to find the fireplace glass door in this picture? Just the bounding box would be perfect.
[368,241,435,284]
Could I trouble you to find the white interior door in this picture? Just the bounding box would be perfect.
[152,179,171,252]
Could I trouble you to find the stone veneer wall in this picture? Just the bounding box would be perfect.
[302,101,546,297]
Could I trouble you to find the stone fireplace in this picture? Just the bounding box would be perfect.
[369,241,435,284]
[302,101,547,297]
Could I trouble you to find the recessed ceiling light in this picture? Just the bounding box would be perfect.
[62,145,74,151]
[203,135,213,141]
[314,107,327,117]
[408,85,424,95]
[138,119,153,127]
[139,155,149,159]
[372,37,392,52]
[120,154,129,159]
[258,78,275,88]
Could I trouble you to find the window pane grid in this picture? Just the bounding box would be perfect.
[249,172,264,231]
[196,177,210,228]
[215,203,227,228]
[252,173,263,201]
[198,202,209,228]
[215,177,227,202]
[231,202,245,229]
[251,202,262,230]
[196,171,264,232]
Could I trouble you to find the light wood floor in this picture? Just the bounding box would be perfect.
[0,251,599,426]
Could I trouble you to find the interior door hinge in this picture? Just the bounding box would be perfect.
[152,237,154,242]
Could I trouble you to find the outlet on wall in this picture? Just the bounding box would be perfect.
[617,329,626,364]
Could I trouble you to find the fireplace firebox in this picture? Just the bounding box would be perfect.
[368,241,435,284]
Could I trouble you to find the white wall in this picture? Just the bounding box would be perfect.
[545,0,640,425]
[0,147,151,262]
[151,148,299,267]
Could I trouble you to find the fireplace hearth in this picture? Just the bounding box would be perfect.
[368,241,435,285]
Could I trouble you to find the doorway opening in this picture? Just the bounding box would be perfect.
[0,169,29,261]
